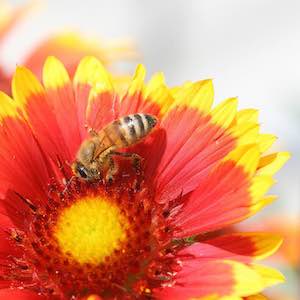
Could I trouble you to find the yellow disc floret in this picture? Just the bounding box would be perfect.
[54,196,128,265]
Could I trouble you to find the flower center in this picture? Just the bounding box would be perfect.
[7,177,174,298]
[54,196,128,265]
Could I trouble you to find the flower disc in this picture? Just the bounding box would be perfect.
[54,196,129,265]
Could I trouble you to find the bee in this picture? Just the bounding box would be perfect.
[72,113,158,182]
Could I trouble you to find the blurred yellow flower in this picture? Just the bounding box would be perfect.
[0,0,137,94]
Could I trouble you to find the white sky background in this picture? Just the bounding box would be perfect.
[3,0,300,217]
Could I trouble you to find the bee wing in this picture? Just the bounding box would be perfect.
[91,131,115,160]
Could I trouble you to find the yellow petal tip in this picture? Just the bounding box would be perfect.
[43,56,70,89]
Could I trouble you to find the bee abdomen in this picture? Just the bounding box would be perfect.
[119,113,157,145]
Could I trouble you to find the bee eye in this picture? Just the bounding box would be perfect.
[78,166,88,179]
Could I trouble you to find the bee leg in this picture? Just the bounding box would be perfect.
[111,152,142,174]
[105,155,119,184]
[111,152,143,190]
[131,153,143,176]
[61,176,76,196]
[131,154,143,191]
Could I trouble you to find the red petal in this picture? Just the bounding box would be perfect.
[73,83,90,139]
[154,107,235,203]
[119,91,161,116]
[12,67,72,162]
[153,260,233,299]
[154,259,264,299]
[0,289,45,300]
[73,56,116,139]
[177,242,250,263]
[0,117,54,202]
[42,57,82,158]
[86,91,120,132]
[204,232,282,261]
[0,214,21,256]
[118,65,162,116]
[173,160,251,236]
[25,92,71,160]
[0,68,10,95]
[44,84,82,158]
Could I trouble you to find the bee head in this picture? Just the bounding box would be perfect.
[72,161,100,181]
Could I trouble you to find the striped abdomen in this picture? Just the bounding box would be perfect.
[103,113,158,148]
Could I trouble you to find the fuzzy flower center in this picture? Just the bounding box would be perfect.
[6,177,174,298]
[54,196,128,265]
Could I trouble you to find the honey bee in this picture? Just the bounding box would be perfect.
[72,113,158,182]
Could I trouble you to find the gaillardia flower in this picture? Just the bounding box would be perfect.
[0,57,290,300]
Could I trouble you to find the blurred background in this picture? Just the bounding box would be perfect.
[1,0,299,298]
